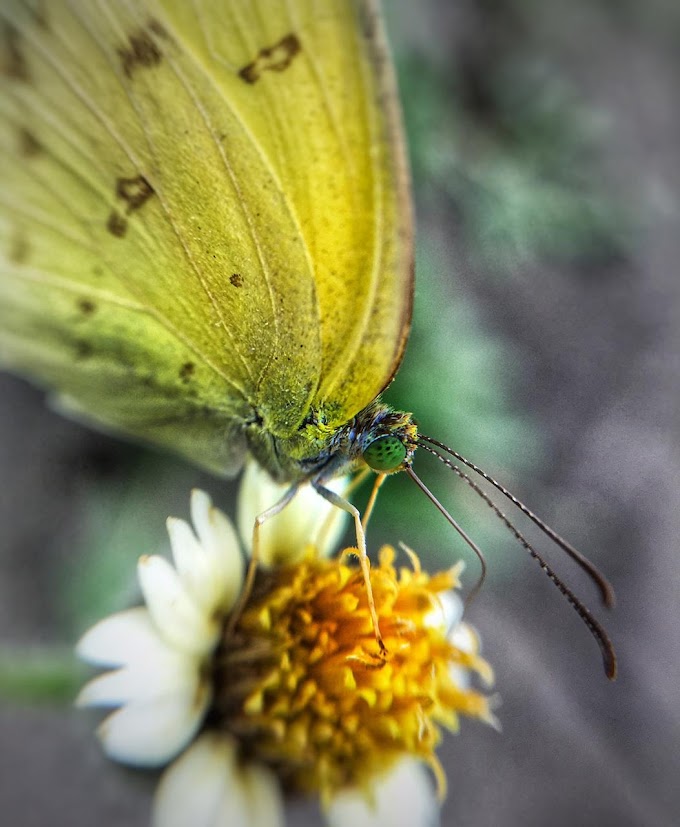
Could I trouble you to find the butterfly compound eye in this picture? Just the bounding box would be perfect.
[363,435,407,472]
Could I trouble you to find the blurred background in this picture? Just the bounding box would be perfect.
[1,1,678,825]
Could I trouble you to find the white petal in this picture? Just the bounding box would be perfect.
[294,480,351,559]
[449,621,488,689]
[167,517,224,615]
[76,608,162,668]
[76,648,198,708]
[425,591,464,633]
[449,621,478,654]
[238,458,350,566]
[326,760,439,827]
[240,762,285,827]
[138,555,219,656]
[237,459,284,550]
[190,490,244,610]
[97,683,211,767]
[167,517,211,592]
[153,734,251,827]
[190,490,239,567]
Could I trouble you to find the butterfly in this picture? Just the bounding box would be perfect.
[0,0,615,677]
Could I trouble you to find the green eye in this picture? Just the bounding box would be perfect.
[363,435,407,472]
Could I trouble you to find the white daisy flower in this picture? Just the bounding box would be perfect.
[77,482,495,827]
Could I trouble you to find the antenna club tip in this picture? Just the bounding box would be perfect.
[605,652,618,681]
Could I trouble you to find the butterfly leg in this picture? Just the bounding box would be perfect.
[313,482,386,655]
[225,481,300,638]
[362,472,387,531]
[314,467,372,551]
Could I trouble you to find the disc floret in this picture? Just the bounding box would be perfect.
[212,546,495,804]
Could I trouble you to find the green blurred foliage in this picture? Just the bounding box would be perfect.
[0,647,80,705]
[396,50,632,272]
[58,455,202,637]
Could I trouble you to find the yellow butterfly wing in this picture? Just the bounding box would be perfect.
[183,0,413,427]
[0,1,412,474]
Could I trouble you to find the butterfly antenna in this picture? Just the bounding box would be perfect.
[415,441,617,680]
[405,467,487,604]
[418,434,615,609]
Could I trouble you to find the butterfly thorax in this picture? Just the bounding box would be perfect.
[245,400,418,485]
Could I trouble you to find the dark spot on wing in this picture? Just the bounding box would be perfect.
[118,28,162,78]
[8,231,29,264]
[33,2,50,29]
[2,23,29,80]
[230,273,243,287]
[179,362,195,383]
[238,33,301,84]
[19,128,42,158]
[147,19,170,40]
[77,298,97,316]
[117,175,154,211]
[30,2,48,29]
[107,211,127,237]
[75,340,93,360]
[106,175,154,237]
[358,2,378,40]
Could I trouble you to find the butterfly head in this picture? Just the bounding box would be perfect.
[357,406,418,475]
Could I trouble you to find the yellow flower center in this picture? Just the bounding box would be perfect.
[211,547,493,804]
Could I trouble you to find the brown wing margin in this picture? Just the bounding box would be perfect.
[312,0,414,422]
[361,0,414,395]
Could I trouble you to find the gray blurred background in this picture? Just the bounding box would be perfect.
[1,1,678,825]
